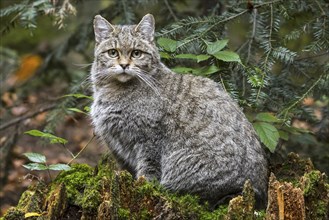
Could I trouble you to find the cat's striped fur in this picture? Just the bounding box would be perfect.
[90,14,268,208]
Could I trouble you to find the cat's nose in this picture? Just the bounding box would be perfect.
[120,64,129,69]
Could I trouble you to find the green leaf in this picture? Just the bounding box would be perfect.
[213,51,241,63]
[24,129,46,137]
[25,130,68,144]
[62,93,93,100]
[67,108,88,115]
[206,39,229,55]
[48,164,71,171]
[253,122,280,153]
[23,152,46,163]
[157,38,177,52]
[175,54,198,60]
[279,130,289,141]
[84,106,91,112]
[23,163,48,171]
[197,54,211,63]
[172,66,194,74]
[255,112,280,123]
[159,51,171,59]
[200,65,220,76]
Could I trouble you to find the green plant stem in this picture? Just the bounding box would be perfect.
[215,59,227,92]
[279,74,324,120]
[61,143,75,158]
[44,163,52,181]
[67,134,95,165]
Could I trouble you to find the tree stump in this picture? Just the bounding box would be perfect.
[2,153,329,220]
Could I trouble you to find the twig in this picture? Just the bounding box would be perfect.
[177,9,249,50]
[164,0,178,21]
[279,74,324,120]
[67,134,95,165]
[315,0,326,15]
[61,143,75,158]
[177,0,284,50]
[45,162,53,181]
[295,50,329,61]
[246,8,258,64]
[243,8,258,96]
[0,104,57,131]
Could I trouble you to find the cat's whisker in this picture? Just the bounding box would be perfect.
[135,72,161,96]
[137,69,160,87]
[73,63,93,69]
[140,70,160,84]
[136,71,160,92]
[136,74,159,96]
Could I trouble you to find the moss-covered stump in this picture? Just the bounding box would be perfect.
[266,173,305,220]
[226,180,262,220]
[2,153,329,220]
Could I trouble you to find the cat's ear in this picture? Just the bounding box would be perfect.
[135,14,155,41]
[94,15,115,43]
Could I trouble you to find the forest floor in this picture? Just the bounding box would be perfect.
[0,85,107,216]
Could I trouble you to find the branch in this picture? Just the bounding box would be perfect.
[279,74,325,119]
[295,50,329,61]
[176,0,284,50]
[164,0,178,21]
[67,134,95,165]
[0,104,56,131]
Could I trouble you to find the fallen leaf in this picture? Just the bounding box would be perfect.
[11,106,28,116]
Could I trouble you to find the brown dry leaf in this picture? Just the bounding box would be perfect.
[13,159,25,169]
[32,112,48,126]
[0,136,7,145]
[11,54,43,85]
[303,97,314,106]
[11,106,28,116]
[1,92,17,107]
[28,94,38,104]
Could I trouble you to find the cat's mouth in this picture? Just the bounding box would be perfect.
[114,71,135,83]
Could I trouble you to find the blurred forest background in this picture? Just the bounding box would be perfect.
[0,0,328,216]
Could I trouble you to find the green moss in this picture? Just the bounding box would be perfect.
[200,205,228,220]
[80,187,102,213]
[302,170,329,219]
[2,208,24,220]
[140,208,152,220]
[54,164,93,204]
[254,210,266,220]
[315,200,327,217]
[303,170,321,196]
[118,208,131,219]
[172,194,201,214]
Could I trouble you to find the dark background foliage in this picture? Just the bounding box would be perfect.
[0,0,328,215]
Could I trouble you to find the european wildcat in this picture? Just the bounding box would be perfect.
[90,14,268,208]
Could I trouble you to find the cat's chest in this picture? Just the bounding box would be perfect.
[92,95,165,137]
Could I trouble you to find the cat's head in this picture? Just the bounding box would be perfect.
[92,14,160,85]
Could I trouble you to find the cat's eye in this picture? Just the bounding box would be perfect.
[131,50,142,58]
[108,49,119,58]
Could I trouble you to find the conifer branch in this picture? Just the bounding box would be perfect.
[279,74,324,120]
[256,3,273,102]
